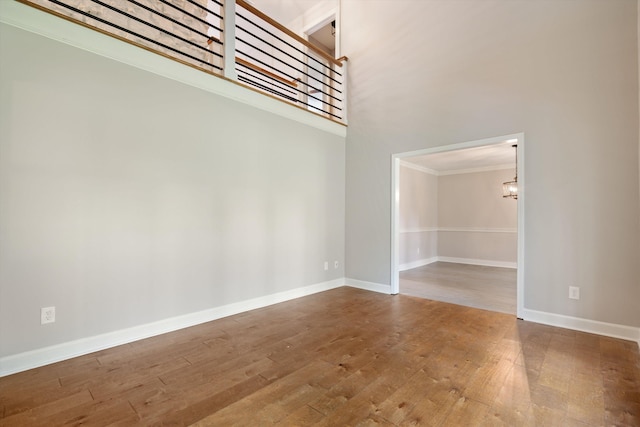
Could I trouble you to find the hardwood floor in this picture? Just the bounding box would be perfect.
[400,262,516,314]
[1,287,638,426]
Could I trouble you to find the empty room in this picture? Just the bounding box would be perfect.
[396,142,519,315]
[1,0,639,425]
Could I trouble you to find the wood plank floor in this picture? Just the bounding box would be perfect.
[1,287,638,426]
[400,262,517,314]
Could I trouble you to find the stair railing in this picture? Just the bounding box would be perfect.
[18,0,347,124]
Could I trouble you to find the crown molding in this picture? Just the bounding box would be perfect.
[399,161,438,175]
[438,163,515,176]
[400,161,514,176]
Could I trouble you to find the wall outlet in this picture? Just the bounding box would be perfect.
[417,247,420,255]
[324,261,328,271]
[41,306,55,324]
[334,260,339,269]
[569,286,580,300]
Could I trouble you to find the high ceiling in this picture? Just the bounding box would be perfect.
[248,0,317,25]
[250,0,335,52]
[247,1,516,174]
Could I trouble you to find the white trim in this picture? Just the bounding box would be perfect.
[3,278,636,377]
[399,227,439,233]
[437,257,517,269]
[521,308,640,346]
[400,227,517,234]
[399,161,514,177]
[391,156,401,294]
[303,8,338,39]
[516,138,525,319]
[396,134,522,159]
[438,163,515,176]
[399,161,438,176]
[438,227,517,233]
[398,227,518,234]
[222,0,238,80]
[391,132,525,315]
[0,1,346,138]
[345,278,392,294]
[398,257,438,271]
[0,279,344,377]
[340,58,348,125]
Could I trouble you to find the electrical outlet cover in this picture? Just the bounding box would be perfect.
[41,306,55,324]
[569,287,580,300]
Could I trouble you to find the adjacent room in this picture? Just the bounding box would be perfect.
[397,142,518,314]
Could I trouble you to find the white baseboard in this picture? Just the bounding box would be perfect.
[0,278,345,377]
[437,256,517,269]
[345,278,392,294]
[5,280,636,377]
[398,257,438,272]
[521,308,640,347]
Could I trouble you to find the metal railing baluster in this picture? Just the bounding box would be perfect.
[18,0,347,123]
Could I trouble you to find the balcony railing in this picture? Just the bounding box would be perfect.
[18,0,347,123]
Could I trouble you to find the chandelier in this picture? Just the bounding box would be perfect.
[502,144,518,199]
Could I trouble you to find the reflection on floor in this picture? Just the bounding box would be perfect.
[400,261,516,314]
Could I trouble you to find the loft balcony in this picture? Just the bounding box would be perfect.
[13,0,347,125]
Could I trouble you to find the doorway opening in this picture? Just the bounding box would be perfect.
[304,14,337,115]
[391,134,525,317]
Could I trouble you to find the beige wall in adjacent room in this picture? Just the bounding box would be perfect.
[399,166,517,267]
[437,169,517,263]
[398,164,438,265]
[438,169,517,230]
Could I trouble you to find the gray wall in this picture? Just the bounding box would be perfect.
[0,24,345,357]
[344,0,640,327]
[398,165,438,265]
